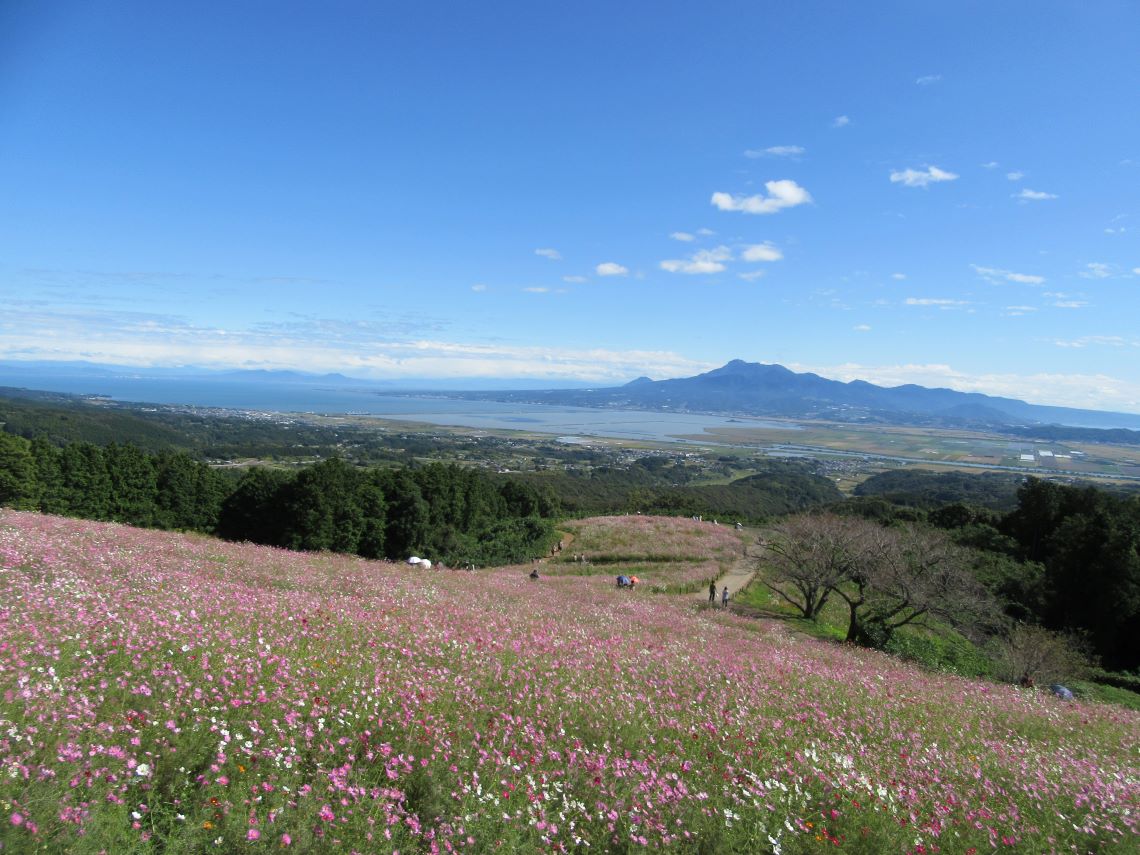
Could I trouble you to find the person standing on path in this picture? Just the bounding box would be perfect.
[721,585,729,609]
[708,580,717,604]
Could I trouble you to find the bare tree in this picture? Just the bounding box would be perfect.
[764,515,999,649]
[762,514,871,620]
[832,524,998,647]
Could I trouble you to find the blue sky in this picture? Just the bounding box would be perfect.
[1,1,1138,411]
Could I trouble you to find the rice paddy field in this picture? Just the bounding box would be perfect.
[1,509,1137,853]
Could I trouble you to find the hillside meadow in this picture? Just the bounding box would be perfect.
[0,511,1137,853]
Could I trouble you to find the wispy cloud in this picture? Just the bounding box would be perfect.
[832,115,850,128]
[0,304,714,383]
[696,227,716,236]
[562,275,587,284]
[744,145,805,159]
[981,161,1000,169]
[853,324,872,331]
[915,74,942,85]
[669,231,695,242]
[595,262,628,277]
[660,245,732,275]
[737,271,766,281]
[534,248,561,260]
[1016,188,1057,201]
[523,287,550,293]
[710,180,812,215]
[471,283,487,292]
[1053,300,1088,309]
[889,166,959,188]
[1079,262,1112,279]
[740,243,783,262]
[905,297,969,307]
[891,273,907,280]
[1006,171,1024,181]
[1005,305,1037,316]
[971,264,1045,285]
[1055,335,1135,348]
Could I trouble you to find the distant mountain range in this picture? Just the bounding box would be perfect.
[454,359,1140,431]
[3,358,1139,431]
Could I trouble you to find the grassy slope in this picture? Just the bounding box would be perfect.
[1,510,1137,853]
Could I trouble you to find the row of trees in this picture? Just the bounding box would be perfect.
[0,433,559,567]
[0,434,228,530]
[217,459,558,565]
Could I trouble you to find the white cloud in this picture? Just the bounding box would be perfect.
[853,324,872,331]
[1054,300,1088,308]
[889,166,959,188]
[737,270,766,281]
[1005,305,1037,315]
[1105,227,1127,235]
[660,245,732,275]
[915,74,942,85]
[795,361,1140,412]
[595,262,628,277]
[891,273,907,280]
[522,287,550,293]
[696,228,716,236]
[710,180,812,215]
[832,115,850,128]
[744,145,805,158]
[1134,267,1140,275]
[1079,262,1112,279]
[1006,171,1024,181]
[1016,188,1058,201]
[981,161,1000,169]
[562,275,587,284]
[471,283,487,292]
[534,248,561,261]
[740,242,783,262]
[971,264,1045,285]
[905,297,969,306]
[670,231,695,242]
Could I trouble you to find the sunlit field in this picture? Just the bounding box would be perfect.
[1,510,1136,853]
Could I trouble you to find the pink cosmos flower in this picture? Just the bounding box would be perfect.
[247,828,260,841]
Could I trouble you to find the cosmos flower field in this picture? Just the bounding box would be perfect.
[1,510,1136,853]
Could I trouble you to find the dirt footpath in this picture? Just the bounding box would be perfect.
[693,528,760,608]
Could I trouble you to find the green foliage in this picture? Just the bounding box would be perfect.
[213,460,556,567]
[0,432,38,509]
[854,469,1024,511]
[518,459,841,521]
[1000,478,1140,670]
[1069,681,1140,711]
[885,627,994,678]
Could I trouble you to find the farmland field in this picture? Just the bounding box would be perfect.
[1,510,1137,853]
